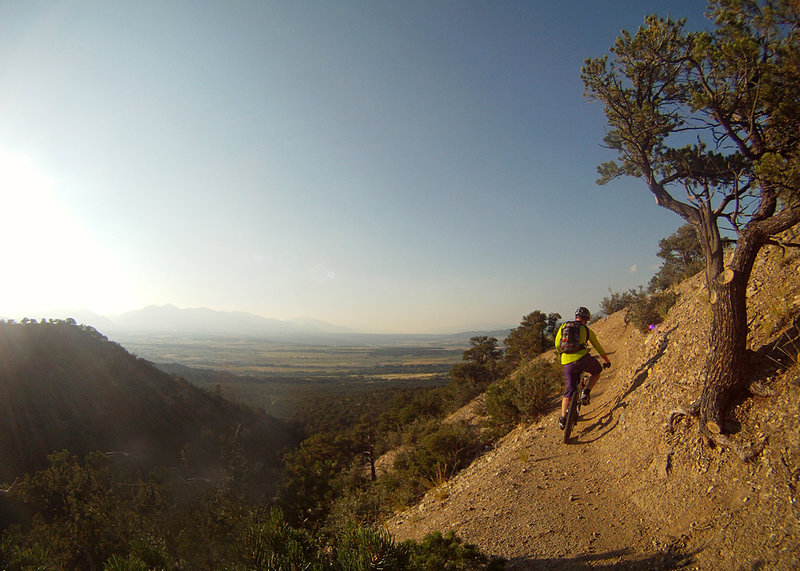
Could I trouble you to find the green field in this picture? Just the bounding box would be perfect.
[115,335,465,375]
[113,334,471,418]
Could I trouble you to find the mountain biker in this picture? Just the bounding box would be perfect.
[555,306,611,430]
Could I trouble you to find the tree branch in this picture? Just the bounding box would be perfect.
[748,204,800,239]
[713,179,752,217]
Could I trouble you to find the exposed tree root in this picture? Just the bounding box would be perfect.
[706,431,767,462]
[666,401,765,461]
[665,399,700,433]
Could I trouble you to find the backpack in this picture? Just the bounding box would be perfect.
[559,321,587,353]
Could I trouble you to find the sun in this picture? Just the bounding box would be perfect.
[0,150,141,317]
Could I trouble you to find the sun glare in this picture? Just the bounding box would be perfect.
[0,151,140,317]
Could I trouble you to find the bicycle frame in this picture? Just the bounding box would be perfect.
[562,371,588,444]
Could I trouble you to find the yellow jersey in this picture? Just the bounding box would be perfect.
[554,322,606,365]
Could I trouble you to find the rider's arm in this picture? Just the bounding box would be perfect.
[588,328,611,366]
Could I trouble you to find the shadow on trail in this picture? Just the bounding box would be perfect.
[618,326,676,401]
[507,545,696,570]
[752,314,800,376]
[569,327,677,444]
[572,412,621,445]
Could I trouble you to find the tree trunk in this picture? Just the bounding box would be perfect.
[700,230,762,434]
[368,446,377,481]
[701,273,748,433]
[364,441,377,481]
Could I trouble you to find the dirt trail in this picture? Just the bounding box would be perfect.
[388,358,674,569]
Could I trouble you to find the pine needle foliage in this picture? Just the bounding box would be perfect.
[485,359,563,427]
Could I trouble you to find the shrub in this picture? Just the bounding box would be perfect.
[105,537,170,571]
[325,484,386,532]
[238,512,504,570]
[600,287,679,333]
[238,508,319,570]
[627,290,679,333]
[485,359,562,427]
[407,421,482,483]
[405,530,506,570]
[334,526,410,569]
[600,288,641,315]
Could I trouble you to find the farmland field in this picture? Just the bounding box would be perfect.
[114,334,466,376]
[111,333,487,418]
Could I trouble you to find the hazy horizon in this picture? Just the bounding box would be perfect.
[1,1,709,333]
[0,302,515,336]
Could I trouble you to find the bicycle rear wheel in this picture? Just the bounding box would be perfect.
[563,393,579,443]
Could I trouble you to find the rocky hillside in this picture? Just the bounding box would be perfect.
[388,233,800,569]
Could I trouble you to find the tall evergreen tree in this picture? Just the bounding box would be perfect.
[462,336,502,368]
[649,223,705,291]
[503,311,561,368]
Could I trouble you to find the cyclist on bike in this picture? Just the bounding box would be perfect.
[555,306,611,430]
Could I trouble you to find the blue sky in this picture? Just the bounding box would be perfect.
[0,1,710,333]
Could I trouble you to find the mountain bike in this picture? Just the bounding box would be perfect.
[562,374,585,444]
[563,360,610,444]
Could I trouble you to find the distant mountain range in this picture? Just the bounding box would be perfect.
[9,304,355,339]
[5,305,510,343]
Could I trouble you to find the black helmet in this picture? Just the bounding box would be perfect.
[575,306,591,320]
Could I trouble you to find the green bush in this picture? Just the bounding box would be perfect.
[405,530,506,570]
[334,526,410,569]
[485,359,562,427]
[403,421,482,484]
[325,484,387,532]
[600,287,679,333]
[238,511,504,570]
[2,451,503,570]
[599,288,641,315]
[104,537,170,570]
[238,508,319,570]
[627,290,679,333]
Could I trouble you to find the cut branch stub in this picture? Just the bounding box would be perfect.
[717,268,735,285]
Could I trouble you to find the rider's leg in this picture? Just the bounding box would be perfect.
[579,356,603,405]
[581,372,601,405]
[561,361,579,420]
[581,356,604,393]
